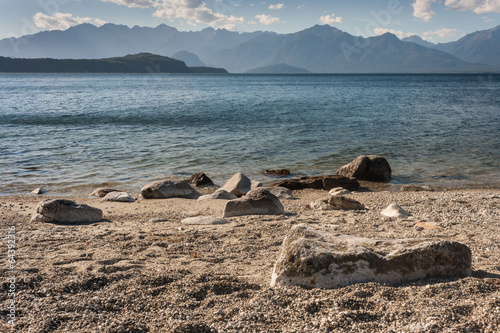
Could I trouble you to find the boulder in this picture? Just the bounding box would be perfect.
[220,173,261,197]
[31,187,46,195]
[101,192,135,202]
[273,175,359,191]
[197,189,237,201]
[328,196,365,210]
[270,224,472,289]
[223,188,285,218]
[262,169,291,177]
[90,188,121,197]
[336,155,392,182]
[187,172,214,187]
[258,187,294,200]
[141,179,201,199]
[401,185,434,192]
[329,187,351,196]
[30,199,103,224]
[381,203,410,218]
[181,216,230,225]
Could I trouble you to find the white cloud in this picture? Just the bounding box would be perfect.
[33,12,107,30]
[152,0,244,26]
[101,0,154,8]
[319,13,343,24]
[268,3,284,10]
[412,0,438,21]
[424,27,458,38]
[445,0,500,13]
[255,14,280,25]
[374,28,415,39]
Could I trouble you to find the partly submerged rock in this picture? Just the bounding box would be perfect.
[188,172,214,187]
[220,173,261,197]
[223,188,285,218]
[141,179,201,199]
[30,199,103,224]
[101,191,135,202]
[90,188,121,197]
[197,189,237,201]
[270,224,472,289]
[336,155,391,182]
[381,203,410,218]
[31,187,46,195]
[401,185,434,192]
[273,175,359,191]
[181,216,230,225]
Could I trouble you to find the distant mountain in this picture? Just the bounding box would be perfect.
[172,50,206,67]
[245,63,311,74]
[433,25,500,67]
[402,35,435,48]
[0,53,227,73]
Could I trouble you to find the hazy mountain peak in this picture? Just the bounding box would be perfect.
[402,35,436,48]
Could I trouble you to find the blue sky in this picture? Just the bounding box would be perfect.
[0,0,499,43]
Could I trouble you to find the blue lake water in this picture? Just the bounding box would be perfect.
[0,73,499,195]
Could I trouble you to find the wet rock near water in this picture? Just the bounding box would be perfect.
[223,188,285,218]
[101,192,135,203]
[90,188,121,197]
[262,169,291,177]
[336,155,392,182]
[273,175,359,191]
[187,172,214,187]
[30,199,103,224]
[31,187,46,195]
[271,224,472,289]
[141,179,201,199]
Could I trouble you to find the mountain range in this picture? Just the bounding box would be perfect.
[1,23,499,73]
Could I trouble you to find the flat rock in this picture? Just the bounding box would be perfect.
[336,155,392,182]
[223,188,285,218]
[328,196,365,210]
[258,187,294,200]
[329,187,351,196]
[273,175,359,191]
[31,187,46,195]
[262,169,291,177]
[101,191,135,202]
[90,188,121,197]
[381,203,410,218]
[220,173,261,197]
[401,185,434,192]
[197,189,237,201]
[187,172,214,187]
[270,224,472,289]
[30,199,103,224]
[141,179,201,199]
[181,216,230,225]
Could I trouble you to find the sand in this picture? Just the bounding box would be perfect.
[1,187,499,332]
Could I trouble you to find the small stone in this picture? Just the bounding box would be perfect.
[141,179,201,199]
[329,187,351,196]
[187,172,214,187]
[223,188,285,218]
[327,196,365,210]
[258,187,294,200]
[31,187,46,195]
[220,173,261,197]
[308,199,336,211]
[181,216,230,225]
[197,189,237,201]
[401,185,434,192]
[90,188,121,197]
[381,203,410,218]
[101,192,135,202]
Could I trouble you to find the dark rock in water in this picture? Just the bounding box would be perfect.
[90,188,121,197]
[188,172,214,187]
[262,169,291,177]
[336,155,392,182]
[30,199,103,223]
[223,188,285,218]
[273,175,359,191]
[271,224,472,289]
[401,185,434,192]
[141,179,201,199]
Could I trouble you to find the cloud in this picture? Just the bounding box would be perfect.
[445,0,500,13]
[424,28,458,38]
[101,0,154,8]
[33,12,107,30]
[268,3,284,10]
[374,28,415,39]
[255,14,280,25]
[152,0,244,26]
[319,13,343,24]
[412,0,438,21]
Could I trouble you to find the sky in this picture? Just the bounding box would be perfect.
[0,0,499,43]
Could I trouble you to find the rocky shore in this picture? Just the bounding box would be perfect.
[1,180,499,332]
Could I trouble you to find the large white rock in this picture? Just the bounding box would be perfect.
[381,203,410,218]
[141,179,201,199]
[181,216,230,225]
[223,188,285,218]
[197,189,237,201]
[271,224,472,289]
[30,199,103,224]
[220,173,261,197]
[101,191,135,202]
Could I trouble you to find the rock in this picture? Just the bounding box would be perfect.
[273,175,359,191]
[329,187,351,196]
[187,172,214,187]
[181,216,230,225]
[401,185,434,192]
[31,187,46,195]
[307,199,336,211]
[223,188,285,218]
[141,179,201,199]
[197,189,237,201]
[101,192,135,202]
[270,224,472,289]
[90,188,121,197]
[336,155,392,182]
[258,187,294,200]
[262,169,291,177]
[220,173,261,197]
[381,203,410,218]
[30,199,103,224]
[328,196,365,210]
